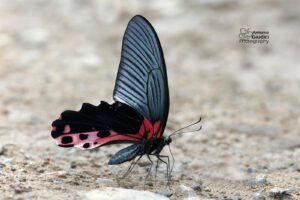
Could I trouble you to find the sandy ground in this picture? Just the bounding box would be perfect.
[0,0,300,199]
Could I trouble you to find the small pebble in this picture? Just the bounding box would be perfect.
[81,54,102,68]
[157,190,173,198]
[175,184,197,197]
[81,187,169,200]
[183,196,201,200]
[250,192,266,200]
[269,187,294,197]
[19,28,49,47]
[255,174,267,186]
[203,187,211,192]
[10,182,31,194]
[192,184,202,192]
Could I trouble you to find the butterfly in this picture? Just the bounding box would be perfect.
[51,15,201,181]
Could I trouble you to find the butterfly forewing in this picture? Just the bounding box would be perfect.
[113,15,169,138]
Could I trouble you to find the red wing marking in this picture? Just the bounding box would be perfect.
[138,118,161,139]
[153,121,162,138]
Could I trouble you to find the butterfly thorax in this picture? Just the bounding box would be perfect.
[140,136,172,155]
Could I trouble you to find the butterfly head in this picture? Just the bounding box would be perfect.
[164,136,172,145]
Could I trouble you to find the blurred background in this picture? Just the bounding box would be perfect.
[0,0,299,199]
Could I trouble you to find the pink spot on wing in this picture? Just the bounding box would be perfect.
[55,131,98,148]
[63,125,71,133]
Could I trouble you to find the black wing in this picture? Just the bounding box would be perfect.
[113,15,169,136]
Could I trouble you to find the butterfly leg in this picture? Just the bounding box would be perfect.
[155,157,160,178]
[153,158,160,185]
[121,155,143,179]
[168,145,175,177]
[149,153,170,185]
[144,154,154,188]
[155,154,171,185]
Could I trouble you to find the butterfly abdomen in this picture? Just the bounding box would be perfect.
[108,143,142,165]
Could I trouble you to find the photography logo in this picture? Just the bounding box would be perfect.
[239,27,269,44]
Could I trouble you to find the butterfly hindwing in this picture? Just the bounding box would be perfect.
[113,15,169,138]
[51,101,145,149]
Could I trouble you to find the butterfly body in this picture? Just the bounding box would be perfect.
[108,137,172,165]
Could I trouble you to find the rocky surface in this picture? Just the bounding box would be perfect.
[0,0,299,199]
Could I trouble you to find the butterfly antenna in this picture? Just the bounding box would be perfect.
[169,117,202,138]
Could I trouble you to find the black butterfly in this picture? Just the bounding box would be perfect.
[51,15,201,182]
